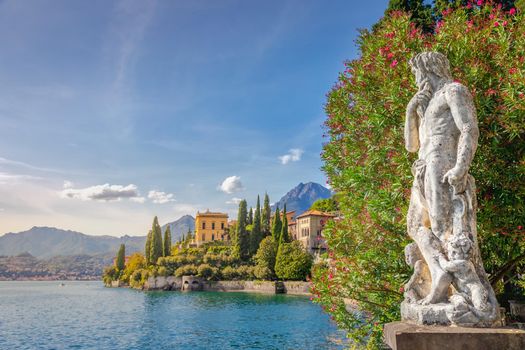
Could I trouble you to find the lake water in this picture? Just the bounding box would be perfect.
[0,281,345,349]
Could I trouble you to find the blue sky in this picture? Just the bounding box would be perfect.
[0,0,388,236]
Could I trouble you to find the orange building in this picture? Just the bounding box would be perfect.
[194,210,229,246]
[295,210,336,253]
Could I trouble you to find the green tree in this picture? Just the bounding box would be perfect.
[115,244,126,272]
[275,241,312,281]
[313,4,525,347]
[386,0,433,31]
[163,226,172,257]
[271,206,282,242]
[262,193,271,236]
[248,207,253,225]
[310,197,339,212]
[280,204,290,244]
[234,199,250,261]
[150,216,164,264]
[254,236,278,279]
[250,195,263,255]
[145,230,153,265]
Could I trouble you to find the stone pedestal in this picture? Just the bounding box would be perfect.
[383,321,525,350]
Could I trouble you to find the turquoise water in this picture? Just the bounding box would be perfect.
[0,281,345,349]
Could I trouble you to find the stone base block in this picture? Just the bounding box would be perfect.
[384,321,525,350]
[401,301,451,325]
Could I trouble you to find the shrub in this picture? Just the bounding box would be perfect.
[254,236,278,279]
[197,263,220,280]
[102,266,118,285]
[274,241,313,281]
[174,264,198,277]
[221,266,237,280]
[313,3,525,347]
[236,265,255,280]
[254,265,273,280]
[157,266,168,277]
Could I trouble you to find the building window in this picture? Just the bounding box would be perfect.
[212,234,215,241]
[202,234,205,241]
[212,222,215,230]
[202,222,206,229]
[221,222,224,229]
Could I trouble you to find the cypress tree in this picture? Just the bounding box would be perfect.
[385,0,433,32]
[250,195,263,255]
[150,216,163,264]
[235,199,250,261]
[163,226,172,257]
[145,230,152,265]
[271,206,282,242]
[280,204,290,244]
[248,207,253,225]
[116,244,125,271]
[262,193,271,237]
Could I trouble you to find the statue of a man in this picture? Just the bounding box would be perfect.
[402,52,498,325]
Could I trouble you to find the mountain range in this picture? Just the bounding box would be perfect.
[0,214,195,259]
[0,182,331,259]
[272,182,332,215]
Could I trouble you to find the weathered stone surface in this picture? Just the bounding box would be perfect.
[282,281,311,295]
[384,321,525,350]
[144,276,181,290]
[402,52,498,326]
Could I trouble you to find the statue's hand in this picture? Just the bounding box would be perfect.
[442,167,467,194]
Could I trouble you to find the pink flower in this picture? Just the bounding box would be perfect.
[519,226,523,230]
[510,8,516,15]
[503,20,508,26]
[477,0,483,6]
[494,21,500,27]
[385,31,395,39]
[489,13,495,20]
[387,52,394,59]
[390,60,398,68]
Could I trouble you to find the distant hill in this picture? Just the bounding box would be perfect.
[272,182,332,215]
[161,215,195,242]
[0,227,146,259]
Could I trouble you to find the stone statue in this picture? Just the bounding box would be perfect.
[401,52,498,326]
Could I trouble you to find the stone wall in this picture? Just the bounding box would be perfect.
[143,276,181,291]
[282,281,311,295]
[140,276,311,295]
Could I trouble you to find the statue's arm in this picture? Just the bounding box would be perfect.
[405,97,419,153]
[445,83,479,178]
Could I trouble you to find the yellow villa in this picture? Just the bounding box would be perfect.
[194,210,229,246]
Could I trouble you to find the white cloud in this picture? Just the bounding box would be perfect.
[148,190,175,204]
[218,176,244,194]
[226,197,242,205]
[130,196,146,203]
[63,180,74,189]
[278,148,304,165]
[60,183,141,202]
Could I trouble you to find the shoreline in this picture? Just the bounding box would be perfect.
[109,277,312,296]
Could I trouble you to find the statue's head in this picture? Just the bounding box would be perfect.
[447,233,473,261]
[409,52,452,87]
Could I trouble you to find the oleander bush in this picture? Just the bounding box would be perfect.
[312,2,525,347]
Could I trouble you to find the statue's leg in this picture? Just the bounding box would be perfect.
[415,161,454,304]
[424,160,454,241]
[407,172,452,304]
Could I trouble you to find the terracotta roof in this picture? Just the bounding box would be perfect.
[196,209,228,217]
[296,210,336,219]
